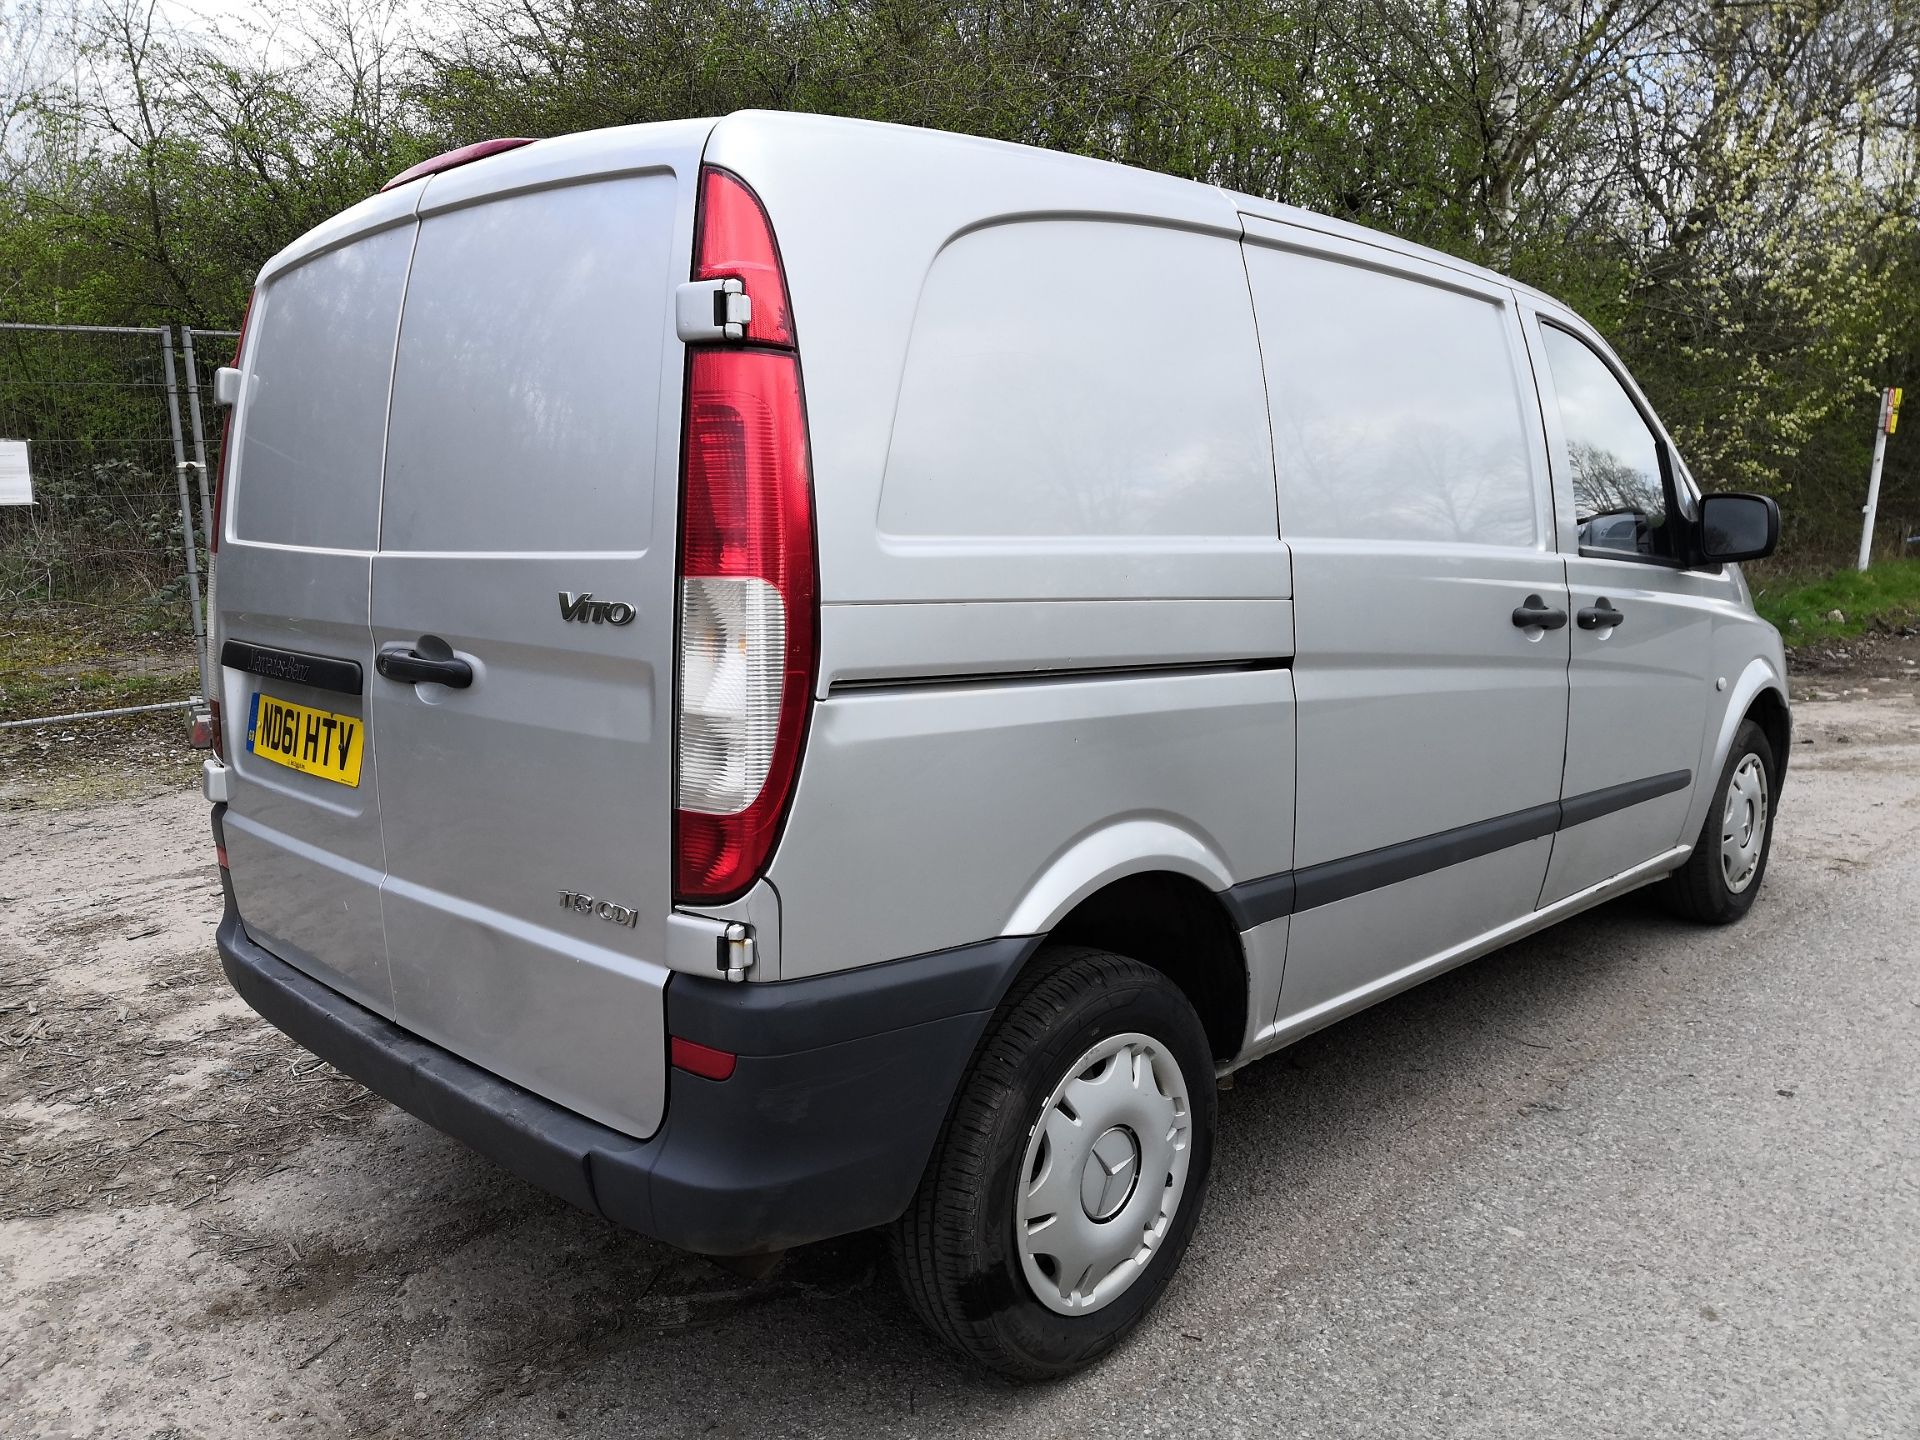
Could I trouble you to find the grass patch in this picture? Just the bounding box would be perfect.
[1751,559,1920,647]
[0,609,198,722]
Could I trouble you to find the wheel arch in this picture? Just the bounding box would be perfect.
[1001,824,1251,1065]
[1747,685,1792,787]
[1682,656,1791,847]
[1043,871,1249,1063]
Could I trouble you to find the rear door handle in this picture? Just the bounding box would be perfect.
[1577,600,1625,631]
[1511,595,1568,630]
[376,642,474,689]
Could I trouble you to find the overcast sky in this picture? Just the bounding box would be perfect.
[145,0,436,62]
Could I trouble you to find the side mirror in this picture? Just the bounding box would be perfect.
[1698,492,1779,563]
[213,366,243,407]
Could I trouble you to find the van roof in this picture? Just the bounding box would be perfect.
[1216,185,1564,312]
[255,109,1565,316]
[701,110,1569,312]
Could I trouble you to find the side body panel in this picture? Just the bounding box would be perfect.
[708,114,1296,982]
[770,668,1297,978]
[703,113,1284,609]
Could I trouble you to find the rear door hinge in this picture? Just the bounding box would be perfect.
[716,922,756,983]
[676,278,751,343]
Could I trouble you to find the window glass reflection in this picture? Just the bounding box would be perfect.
[1540,326,1678,560]
[1248,249,1538,548]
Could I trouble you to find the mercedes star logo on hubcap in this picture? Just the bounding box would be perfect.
[1081,1126,1141,1222]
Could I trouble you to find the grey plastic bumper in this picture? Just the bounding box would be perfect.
[216,896,1035,1255]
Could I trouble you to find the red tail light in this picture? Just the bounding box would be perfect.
[693,167,795,348]
[674,168,817,903]
[209,293,252,556]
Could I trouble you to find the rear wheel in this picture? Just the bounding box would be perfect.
[890,946,1216,1379]
[1665,717,1777,924]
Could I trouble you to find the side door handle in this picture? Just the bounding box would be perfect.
[376,640,474,689]
[1577,600,1625,631]
[1511,595,1568,631]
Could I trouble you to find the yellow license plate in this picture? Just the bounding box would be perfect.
[246,692,364,787]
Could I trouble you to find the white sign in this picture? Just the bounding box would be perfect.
[0,440,31,506]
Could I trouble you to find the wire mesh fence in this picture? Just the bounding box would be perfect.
[0,325,184,617]
[0,323,237,727]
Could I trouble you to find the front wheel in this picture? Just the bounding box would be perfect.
[1665,717,1778,924]
[890,946,1216,1379]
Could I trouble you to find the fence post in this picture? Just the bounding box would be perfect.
[181,328,216,562]
[159,325,210,698]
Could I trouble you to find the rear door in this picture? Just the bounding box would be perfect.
[214,192,417,1015]
[368,132,705,1140]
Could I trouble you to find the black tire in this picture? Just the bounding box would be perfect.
[889,945,1216,1380]
[1664,717,1778,924]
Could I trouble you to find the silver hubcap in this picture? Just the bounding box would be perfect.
[1721,753,1769,894]
[1016,1032,1192,1316]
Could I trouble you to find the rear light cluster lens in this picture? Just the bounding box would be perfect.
[678,571,785,812]
[693,168,795,348]
[674,170,817,903]
[674,350,816,897]
[209,293,252,556]
[205,298,249,765]
[677,354,811,818]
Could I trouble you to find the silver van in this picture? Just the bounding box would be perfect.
[200,111,1790,1378]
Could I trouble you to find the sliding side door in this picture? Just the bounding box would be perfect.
[1243,220,1570,1030]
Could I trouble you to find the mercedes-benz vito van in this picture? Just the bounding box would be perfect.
[200,111,1790,1378]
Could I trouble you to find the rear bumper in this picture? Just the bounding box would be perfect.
[216,896,1034,1256]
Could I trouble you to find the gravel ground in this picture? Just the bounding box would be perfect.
[2,667,1916,1439]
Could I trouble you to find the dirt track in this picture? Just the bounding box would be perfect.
[2,665,1916,1438]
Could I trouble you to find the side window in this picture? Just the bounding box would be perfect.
[1538,325,1679,561]
[1242,244,1539,548]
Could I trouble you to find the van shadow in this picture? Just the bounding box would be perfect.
[365,886,1697,1429]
